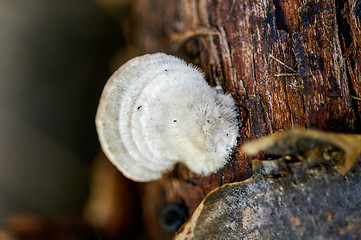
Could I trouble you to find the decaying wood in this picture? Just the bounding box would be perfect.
[174,129,361,239]
[93,0,361,238]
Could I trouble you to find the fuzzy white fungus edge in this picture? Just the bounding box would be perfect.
[96,53,240,182]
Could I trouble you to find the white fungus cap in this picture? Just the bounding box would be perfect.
[96,53,240,182]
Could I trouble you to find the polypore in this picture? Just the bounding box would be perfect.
[96,53,239,182]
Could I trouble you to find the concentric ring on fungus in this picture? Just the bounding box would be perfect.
[96,53,240,182]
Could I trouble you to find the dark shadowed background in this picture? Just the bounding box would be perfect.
[0,0,123,222]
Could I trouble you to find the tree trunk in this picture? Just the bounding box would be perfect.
[124,0,361,238]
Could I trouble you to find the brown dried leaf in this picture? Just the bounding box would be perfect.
[242,128,361,175]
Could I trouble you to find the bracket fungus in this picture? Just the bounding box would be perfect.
[96,53,239,182]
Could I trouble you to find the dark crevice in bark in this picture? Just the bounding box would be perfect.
[335,0,355,73]
[273,0,290,33]
[335,0,361,132]
[336,0,353,51]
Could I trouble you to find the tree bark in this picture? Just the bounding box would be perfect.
[125,0,361,238]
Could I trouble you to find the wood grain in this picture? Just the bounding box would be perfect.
[121,0,361,237]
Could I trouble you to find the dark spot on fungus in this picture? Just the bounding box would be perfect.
[137,105,142,110]
[174,120,177,122]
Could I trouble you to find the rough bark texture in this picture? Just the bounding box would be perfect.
[103,0,361,238]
